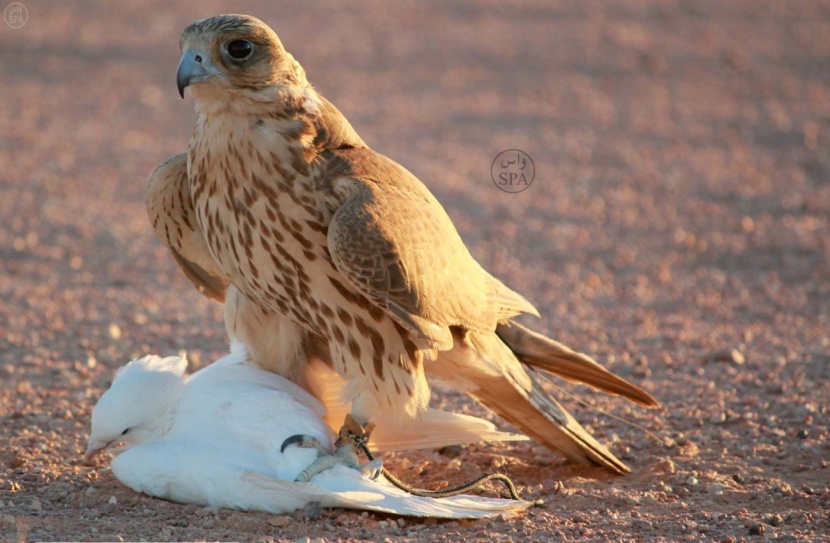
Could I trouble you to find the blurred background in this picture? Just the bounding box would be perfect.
[2,0,826,368]
[1,1,828,540]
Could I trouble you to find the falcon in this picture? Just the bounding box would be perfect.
[150,14,658,476]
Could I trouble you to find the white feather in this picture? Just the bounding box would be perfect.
[113,354,187,381]
[90,345,529,518]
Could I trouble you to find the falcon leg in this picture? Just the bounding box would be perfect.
[281,415,382,483]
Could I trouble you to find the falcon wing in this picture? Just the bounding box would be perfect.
[326,148,538,350]
[146,153,228,302]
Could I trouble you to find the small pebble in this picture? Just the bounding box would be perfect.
[378,520,389,529]
[710,348,745,365]
[686,476,699,486]
[571,513,589,524]
[438,445,463,458]
[765,514,782,526]
[632,519,653,530]
[301,501,323,521]
[108,496,117,505]
[747,522,765,535]
[710,483,725,496]
[29,499,42,512]
[9,455,26,469]
[268,516,291,527]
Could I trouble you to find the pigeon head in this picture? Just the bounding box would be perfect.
[85,355,187,461]
[176,14,306,101]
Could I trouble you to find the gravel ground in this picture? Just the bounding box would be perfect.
[1,1,829,541]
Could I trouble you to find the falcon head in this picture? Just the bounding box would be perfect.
[85,355,187,461]
[176,14,304,100]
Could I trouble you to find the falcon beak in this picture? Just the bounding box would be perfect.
[84,439,113,463]
[177,50,212,98]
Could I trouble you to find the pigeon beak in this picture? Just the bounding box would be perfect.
[177,50,212,98]
[84,439,113,463]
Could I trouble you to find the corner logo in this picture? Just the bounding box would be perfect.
[4,2,26,28]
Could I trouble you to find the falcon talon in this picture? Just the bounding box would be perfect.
[281,434,325,453]
[294,442,364,482]
[332,443,362,468]
[294,457,333,483]
[361,459,383,481]
[336,414,374,448]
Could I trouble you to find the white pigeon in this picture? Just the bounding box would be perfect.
[85,342,531,518]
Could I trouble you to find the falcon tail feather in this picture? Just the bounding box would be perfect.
[497,320,659,408]
[369,409,528,452]
[471,368,631,474]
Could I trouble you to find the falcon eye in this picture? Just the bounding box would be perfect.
[227,39,253,60]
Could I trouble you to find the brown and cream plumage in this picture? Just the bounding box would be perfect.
[149,14,658,474]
